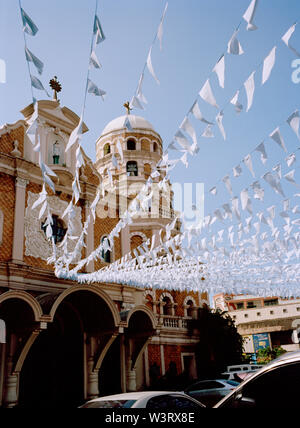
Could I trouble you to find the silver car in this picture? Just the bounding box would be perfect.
[79,391,205,409]
[214,351,300,408]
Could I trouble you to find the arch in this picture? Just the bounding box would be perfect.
[126,305,157,331]
[183,296,197,318]
[103,142,111,155]
[126,139,136,150]
[183,295,197,307]
[129,231,147,242]
[126,161,138,176]
[49,285,121,327]
[0,290,43,321]
[160,291,175,304]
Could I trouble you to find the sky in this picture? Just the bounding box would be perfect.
[1,0,300,226]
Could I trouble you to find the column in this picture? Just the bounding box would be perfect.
[3,334,18,408]
[86,336,99,400]
[12,177,28,263]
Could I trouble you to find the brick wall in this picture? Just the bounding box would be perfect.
[0,173,15,260]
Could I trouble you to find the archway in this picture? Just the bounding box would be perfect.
[18,288,119,408]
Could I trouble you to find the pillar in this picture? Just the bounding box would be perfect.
[3,334,18,408]
[12,177,28,263]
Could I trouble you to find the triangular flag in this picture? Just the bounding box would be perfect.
[230,90,243,113]
[262,46,276,85]
[213,55,225,88]
[243,154,255,177]
[94,15,105,44]
[89,50,102,69]
[255,142,268,164]
[157,2,168,51]
[287,110,300,139]
[21,8,38,36]
[243,0,259,31]
[190,101,213,124]
[244,71,255,112]
[227,30,244,55]
[216,110,226,140]
[25,47,43,75]
[270,127,287,152]
[87,78,106,100]
[147,46,160,85]
[282,24,300,57]
[199,79,218,108]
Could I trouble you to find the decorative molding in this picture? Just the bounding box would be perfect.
[129,231,147,243]
[24,191,82,261]
[0,210,3,245]
[15,177,29,188]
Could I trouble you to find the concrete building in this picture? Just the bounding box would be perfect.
[0,95,208,407]
[213,293,300,359]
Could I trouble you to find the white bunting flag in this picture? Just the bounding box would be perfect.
[25,47,44,75]
[116,140,124,163]
[157,2,168,51]
[244,71,255,112]
[94,15,106,44]
[202,125,214,138]
[273,163,282,180]
[282,24,300,57]
[89,50,102,69]
[243,154,255,177]
[233,165,242,177]
[222,175,233,195]
[180,116,197,146]
[263,172,286,197]
[251,181,264,201]
[209,186,217,196]
[243,0,259,31]
[124,116,133,131]
[230,91,243,113]
[66,116,83,152]
[87,79,106,99]
[255,142,268,164]
[284,170,298,186]
[227,30,244,55]
[136,73,148,105]
[213,55,225,88]
[21,8,38,36]
[190,101,213,124]
[270,127,287,152]
[286,153,296,168]
[262,46,276,85]
[130,95,144,110]
[223,203,232,219]
[240,188,253,214]
[216,111,226,140]
[174,129,192,151]
[147,46,160,85]
[199,79,218,109]
[232,197,241,221]
[287,110,300,139]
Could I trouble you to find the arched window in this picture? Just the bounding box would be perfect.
[186,300,194,318]
[101,235,111,263]
[52,141,61,164]
[144,163,151,179]
[103,143,111,155]
[153,142,158,152]
[127,139,136,150]
[127,161,138,176]
[41,215,66,244]
[162,296,173,316]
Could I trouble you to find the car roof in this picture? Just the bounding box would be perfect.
[86,391,186,403]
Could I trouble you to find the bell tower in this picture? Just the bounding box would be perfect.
[95,108,179,257]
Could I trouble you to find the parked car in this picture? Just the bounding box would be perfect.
[214,351,300,408]
[221,364,264,381]
[184,379,239,407]
[79,391,206,409]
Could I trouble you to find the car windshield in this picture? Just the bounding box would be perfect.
[80,399,136,408]
[226,380,240,387]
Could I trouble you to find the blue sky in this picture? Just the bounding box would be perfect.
[1,0,300,223]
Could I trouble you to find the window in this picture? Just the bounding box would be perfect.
[126,161,138,176]
[103,143,110,155]
[101,236,111,263]
[41,215,66,244]
[236,302,244,310]
[153,142,158,152]
[127,139,136,150]
[187,381,225,392]
[162,296,173,316]
[52,141,61,164]
[264,299,278,306]
[186,300,194,317]
[146,395,201,410]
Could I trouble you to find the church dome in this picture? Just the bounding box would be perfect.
[101,114,155,136]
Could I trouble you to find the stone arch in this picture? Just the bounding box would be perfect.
[126,305,157,331]
[160,292,175,316]
[0,290,43,321]
[49,285,121,327]
[183,295,197,318]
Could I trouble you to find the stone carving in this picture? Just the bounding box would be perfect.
[24,191,82,261]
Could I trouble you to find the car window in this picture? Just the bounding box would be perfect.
[80,399,136,408]
[226,380,240,387]
[187,381,224,391]
[146,395,202,410]
[222,362,300,408]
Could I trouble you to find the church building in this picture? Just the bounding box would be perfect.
[0,89,208,407]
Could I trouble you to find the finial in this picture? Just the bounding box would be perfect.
[49,76,62,101]
[123,101,132,115]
